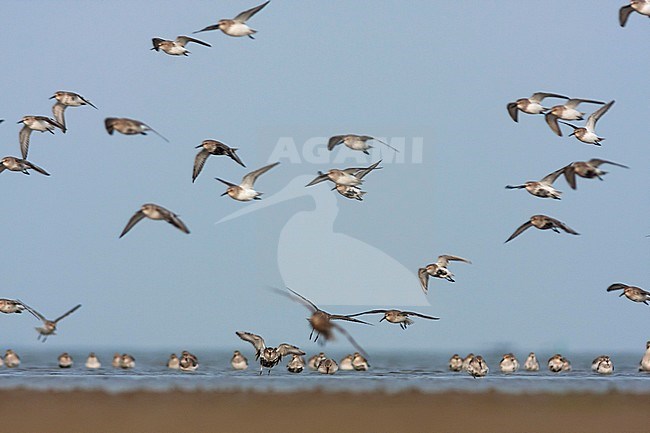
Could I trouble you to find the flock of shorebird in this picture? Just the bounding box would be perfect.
[2,1,649,377]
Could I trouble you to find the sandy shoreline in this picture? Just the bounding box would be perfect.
[1,389,648,433]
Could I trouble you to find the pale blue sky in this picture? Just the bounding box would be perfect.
[1,1,648,355]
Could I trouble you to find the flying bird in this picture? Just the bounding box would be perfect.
[119,203,190,238]
[0,156,50,176]
[327,134,399,155]
[562,159,628,190]
[216,162,279,201]
[306,160,382,187]
[607,283,650,305]
[505,167,564,200]
[544,98,605,136]
[193,139,246,183]
[273,287,371,356]
[505,215,579,243]
[104,117,169,142]
[507,92,568,122]
[236,331,304,375]
[151,36,211,56]
[558,100,615,146]
[194,1,270,39]
[346,309,439,329]
[18,115,64,159]
[50,91,97,133]
[418,255,471,293]
[21,303,82,342]
[620,1,650,27]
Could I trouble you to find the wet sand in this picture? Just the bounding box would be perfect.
[2,389,648,433]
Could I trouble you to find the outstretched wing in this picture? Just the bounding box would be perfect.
[279,287,318,313]
[54,304,81,323]
[119,210,145,238]
[505,221,533,243]
[327,135,345,151]
[437,255,471,266]
[241,162,279,189]
[52,102,68,133]
[354,160,383,180]
[619,5,634,27]
[540,167,564,185]
[403,311,440,320]
[192,149,211,183]
[19,126,32,159]
[176,36,211,47]
[233,0,270,23]
[587,159,628,169]
[606,283,628,292]
[331,322,368,358]
[24,160,50,176]
[162,209,190,234]
[418,268,430,294]
[563,165,577,190]
[345,309,389,318]
[18,301,47,323]
[236,331,265,353]
[328,314,372,325]
[276,343,305,357]
[564,98,604,109]
[529,92,568,103]
[506,102,518,122]
[544,112,562,136]
[549,217,579,235]
[305,171,330,187]
[586,100,614,131]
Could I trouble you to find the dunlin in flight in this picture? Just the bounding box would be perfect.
[418,255,472,293]
[524,352,540,371]
[274,287,371,356]
[85,353,101,369]
[448,354,463,372]
[104,117,169,142]
[346,309,439,329]
[4,350,20,368]
[216,162,280,201]
[467,355,488,378]
[50,91,97,133]
[18,116,64,159]
[544,98,605,136]
[119,203,190,238]
[507,92,568,122]
[22,303,81,342]
[231,351,248,370]
[286,354,305,373]
[179,351,199,371]
[505,167,564,200]
[592,355,614,374]
[151,36,211,56]
[0,156,50,176]
[236,331,304,375]
[620,1,650,26]
[193,139,246,183]
[607,283,650,305]
[327,134,399,155]
[58,352,73,368]
[329,162,382,200]
[562,159,628,190]
[0,299,27,314]
[639,341,650,372]
[499,353,519,373]
[558,100,615,146]
[194,1,270,38]
[306,160,382,187]
[505,215,579,243]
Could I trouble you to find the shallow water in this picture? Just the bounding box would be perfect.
[1,350,649,394]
